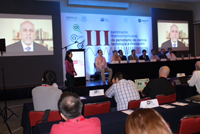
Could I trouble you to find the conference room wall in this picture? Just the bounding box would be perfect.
[0,0,63,87]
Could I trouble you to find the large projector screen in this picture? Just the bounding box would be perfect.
[157,20,189,51]
[0,14,53,56]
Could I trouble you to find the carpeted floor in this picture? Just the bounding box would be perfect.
[0,98,32,134]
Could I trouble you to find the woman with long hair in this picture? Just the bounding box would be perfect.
[65,50,77,92]
[126,108,172,134]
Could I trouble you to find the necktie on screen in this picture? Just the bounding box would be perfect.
[26,47,31,52]
[173,44,176,47]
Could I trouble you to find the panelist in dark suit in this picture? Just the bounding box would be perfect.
[161,24,186,49]
[158,49,168,59]
[118,50,127,61]
[139,49,150,61]
[6,21,48,52]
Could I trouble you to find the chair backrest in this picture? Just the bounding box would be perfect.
[128,97,151,109]
[84,101,111,116]
[156,93,177,104]
[29,110,62,127]
[178,115,200,134]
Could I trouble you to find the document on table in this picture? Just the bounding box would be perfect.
[171,102,189,106]
[160,104,176,109]
[121,110,134,115]
[79,96,86,100]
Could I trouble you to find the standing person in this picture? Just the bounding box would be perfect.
[65,50,77,92]
[95,50,112,85]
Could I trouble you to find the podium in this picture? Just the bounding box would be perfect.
[70,49,86,87]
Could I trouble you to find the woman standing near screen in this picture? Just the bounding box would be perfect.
[65,50,77,92]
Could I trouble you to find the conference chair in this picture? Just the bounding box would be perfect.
[29,110,62,127]
[156,93,177,104]
[128,97,151,109]
[94,63,109,80]
[84,101,111,116]
[177,115,200,134]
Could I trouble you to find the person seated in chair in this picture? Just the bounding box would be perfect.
[95,49,113,85]
[32,70,62,111]
[50,92,101,134]
[118,50,127,61]
[142,66,175,99]
[105,72,140,111]
[111,50,121,62]
[139,49,150,61]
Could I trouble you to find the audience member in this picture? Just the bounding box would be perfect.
[188,61,200,93]
[166,47,176,60]
[111,50,121,62]
[32,70,62,111]
[158,49,168,59]
[139,49,150,61]
[95,50,113,85]
[118,50,127,61]
[150,49,160,61]
[50,92,101,134]
[128,49,138,62]
[142,66,175,98]
[105,72,140,111]
[126,108,172,134]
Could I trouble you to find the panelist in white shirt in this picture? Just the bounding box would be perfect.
[166,47,176,60]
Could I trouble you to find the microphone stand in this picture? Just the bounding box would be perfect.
[61,42,78,50]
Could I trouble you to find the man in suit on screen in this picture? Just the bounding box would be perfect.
[6,21,48,52]
[161,24,186,49]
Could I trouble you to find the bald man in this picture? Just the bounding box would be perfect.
[188,61,200,94]
[142,66,175,98]
[6,21,48,52]
[161,24,185,49]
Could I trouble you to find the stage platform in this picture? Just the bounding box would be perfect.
[0,80,112,101]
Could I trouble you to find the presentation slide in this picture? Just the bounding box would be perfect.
[157,20,189,51]
[0,14,53,56]
[71,50,85,78]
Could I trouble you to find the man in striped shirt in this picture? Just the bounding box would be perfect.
[105,72,140,111]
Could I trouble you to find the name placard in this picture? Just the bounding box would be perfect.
[184,57,189,60]
[138,60,145,63]
[120,61,127,64]
[176,57,182,60]
[150,59,156,62]
[129,60,136,63]
[161,58,167,61]
[140,99,159,108]
[89,89,104,97]
[112,61,119,64]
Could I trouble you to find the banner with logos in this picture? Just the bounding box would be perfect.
[61,13,152,80]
